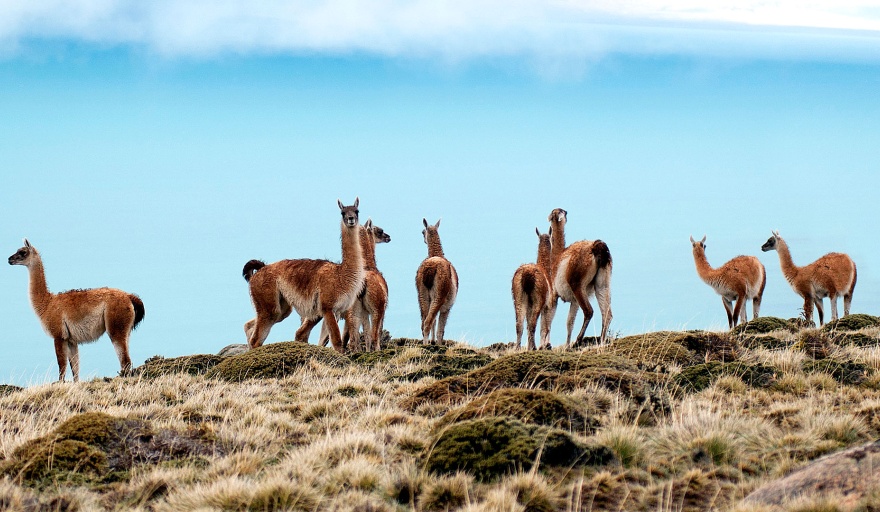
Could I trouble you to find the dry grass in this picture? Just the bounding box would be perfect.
[2,329,879,511]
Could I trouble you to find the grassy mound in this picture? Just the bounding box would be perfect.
[832,332,880,347]
[740,334,793,350]
[822,314,880,332]
[405,350,671,425]
[206,341,349,382]
[792,330,832,359]
[135,354,223,378]
[437,388,600,435]
[349,342,494,380]
[0,384,23,396]
[425,417,613,482]
[732,317,795,335]
[397,349,494,381]
[0,412,218,487]
[608,332,702,367]
[404,351,645,408]
[674,362,778,393]
[802,360,869,386]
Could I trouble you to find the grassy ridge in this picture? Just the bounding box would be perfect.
[2,322,880,511]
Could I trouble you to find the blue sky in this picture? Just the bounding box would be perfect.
[2,1,879,385]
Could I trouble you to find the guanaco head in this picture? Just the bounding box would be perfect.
[338,197,360,228]
[548,208,567,225]
[8,239,35,267]
[422,218,441,245]
[761,231,781,252]
[690,235,707,254]
[536,227,551,254]
[365,218,391,244]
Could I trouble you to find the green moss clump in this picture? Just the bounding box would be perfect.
[732,317,795,335]
[136,354,223,378]
[822,314,880,332]
[348,347,405,366]
[404,351,640,409]
[206,341,349,382]
[792,330,832,359]
[425,417,612,482]
[397,349,494,381]
[802,360,869,386]
[0,412,220,487]
[608,332,701,367]
[675,362,778,393]
[832,333,880,347]
[0,384,24,396]
[438,389,599,435]
[740,335,793,350]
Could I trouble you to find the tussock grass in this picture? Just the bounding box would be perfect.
[3,331,880,510]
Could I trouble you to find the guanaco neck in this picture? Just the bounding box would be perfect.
[427,234,445,259]
[692,247,721,286]
[774,238,800,285]
[26,252,52,318]
[360,226,378,270]
[537,238,553,278]
[549,220,566,276]
[340,221,365,278]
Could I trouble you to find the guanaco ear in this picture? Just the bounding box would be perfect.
[423,218,429,228]
[548,226,552,236]
[338,199,344,210]
[701,235,706,244]
[434,218,441,229]
[773,230,779,237]
[536,227,541,237]
[689,235,695,244]
[364,218,373,229]
[353,197,359,209]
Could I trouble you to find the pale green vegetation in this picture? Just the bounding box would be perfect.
[1,322,880,511]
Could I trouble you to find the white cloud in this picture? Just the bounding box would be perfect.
[0,0,878,61]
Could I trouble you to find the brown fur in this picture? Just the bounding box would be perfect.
[316,219,391,352]
[691,235,766,329]
[7,239,144,382]
[547,208,613,346]
[243,198,365,353]
[416,218,458,345]
[762,231,857,326]
[511,228,553,350]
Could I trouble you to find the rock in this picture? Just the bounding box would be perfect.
[217,344,249,357]
[742,440,880,509]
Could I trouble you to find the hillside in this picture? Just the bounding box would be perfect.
[3,317,880,511]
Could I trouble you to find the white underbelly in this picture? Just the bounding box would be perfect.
[63,308,107,343]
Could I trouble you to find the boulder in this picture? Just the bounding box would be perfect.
[217,344,249,357]
[742,440,880,509]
